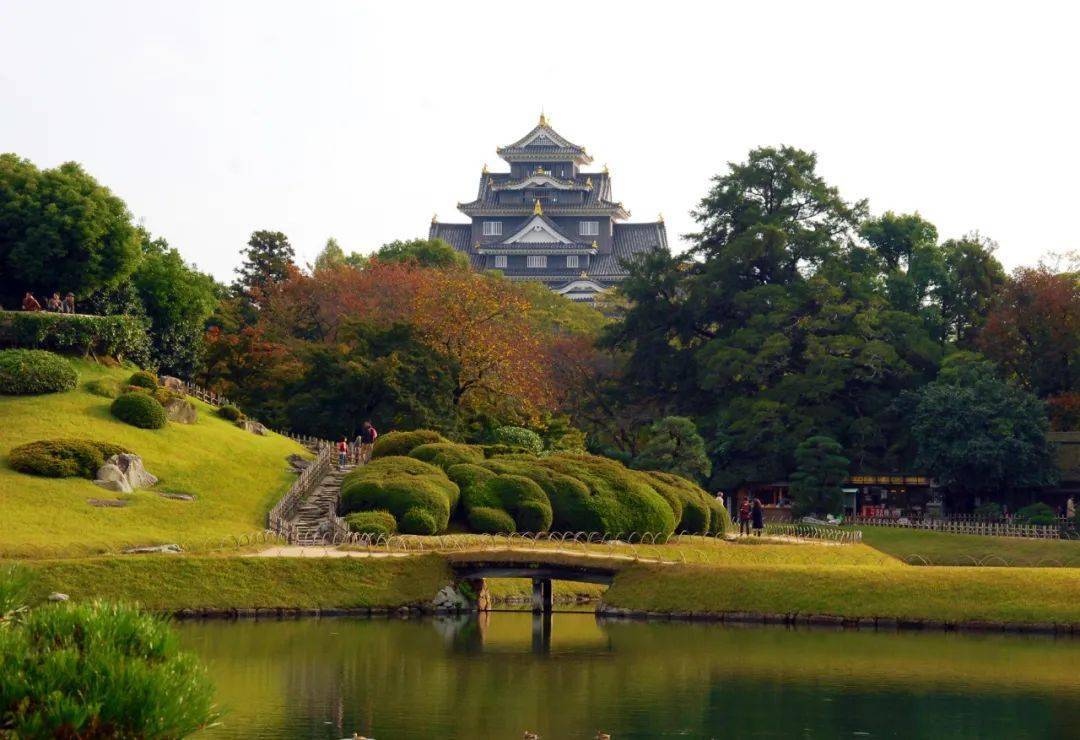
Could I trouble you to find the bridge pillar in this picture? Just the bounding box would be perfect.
[531,577,552,613]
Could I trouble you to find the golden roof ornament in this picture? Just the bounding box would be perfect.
[539,111,548,127]
[482,162,488,174]
[533,199,543,216]
[603,163,610,174]
[658,212,664,223]
[431,213,438,224]
[591,240,599,249]
[580,271,588,278]
[585,176,593,189]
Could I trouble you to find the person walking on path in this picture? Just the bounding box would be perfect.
[738,498,752,536]
[336,437,348,467]
[21,292,41,311]
[356,421,378,465]
[751,497,765,536]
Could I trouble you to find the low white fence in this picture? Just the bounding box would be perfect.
[851,516,1063,540]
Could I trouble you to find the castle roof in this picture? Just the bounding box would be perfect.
[457,170,628,219]
[496,115,593,164]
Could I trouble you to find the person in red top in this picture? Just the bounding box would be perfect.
[21,292,41,311]
[337,437,348,467]
[738,498,752,537]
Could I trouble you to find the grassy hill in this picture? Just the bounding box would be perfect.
[0,358,307,558]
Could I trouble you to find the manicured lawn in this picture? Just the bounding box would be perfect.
[605,562,1080,625]
[858,525,1080,566]
[23,554,452,610]
[0,359,307,558]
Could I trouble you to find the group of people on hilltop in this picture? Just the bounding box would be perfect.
[21,291,76,314]
[337,421,378,467]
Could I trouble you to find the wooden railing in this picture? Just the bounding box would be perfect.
[183,381,234,409]
[850,515,1063,540]
[267,442,334,538]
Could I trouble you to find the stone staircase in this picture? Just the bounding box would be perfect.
[288,463,353,545]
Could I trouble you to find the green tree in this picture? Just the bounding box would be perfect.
[633,416,712,483]
[313,237,346,271]
[132,232,219,376]
[789,435,850,516]
[233,230,295,302]
[375,238,467,268]
[909,353,1058,498]
[938,234,1006,347]
[0,154,141,307]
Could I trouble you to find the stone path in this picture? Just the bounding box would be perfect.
[287,464,353,545]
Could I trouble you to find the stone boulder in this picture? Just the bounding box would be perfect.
[47,592,69,602]
[93,453,158,494]
[164,397,197,424]
[160,375,186,392]
[237,419,268,436]
[123,543,182,554]
[431,585,470,611]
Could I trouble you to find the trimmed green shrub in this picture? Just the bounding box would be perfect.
[339,456,459,534]
[480,444,518,458]
[111,391,167,429]
[468,506,516,534]
[0,310,151,365]
[1015,502,1058,525]
[372,429,447,458]
[485,474,553,532]
[127,369,158,390]
[492,426,544,455]
[707,497,732,536]
[409,442,484,471]
[85,377,122,398]
[447,463,499,513]
[0,349,78,395]
[345,510,398,537]
[217,404,244,422]
[0,600,216,737]
[642,470,713,535]
[152,386,183,405]
[8,438,129,478]
[400,507,439,535]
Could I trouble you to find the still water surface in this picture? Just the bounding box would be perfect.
[178,612,1080,739]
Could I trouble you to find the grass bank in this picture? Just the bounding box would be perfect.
[858,525,1080,566]
[0,359,307,558]
[23,555,452,611]
[603,562,1080,626]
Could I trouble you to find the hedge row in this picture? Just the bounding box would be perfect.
[339,429,729,538]
[0,311,151,363]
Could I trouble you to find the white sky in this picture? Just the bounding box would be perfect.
[2,1,1077,280]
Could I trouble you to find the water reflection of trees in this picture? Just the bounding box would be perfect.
[181,616,1080,738]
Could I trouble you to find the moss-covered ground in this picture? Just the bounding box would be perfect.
[0,359,307,558]
[23,555,452,610]
[857,525,1080,566]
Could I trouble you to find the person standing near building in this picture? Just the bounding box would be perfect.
[356,421,378,465]
[751,497,765,536]
[738,498,751,537]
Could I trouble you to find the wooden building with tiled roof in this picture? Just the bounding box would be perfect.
[429,115,666,303]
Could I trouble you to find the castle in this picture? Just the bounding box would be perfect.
[429,115,667,303]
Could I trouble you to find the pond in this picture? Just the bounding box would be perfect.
[178,612,1080,739]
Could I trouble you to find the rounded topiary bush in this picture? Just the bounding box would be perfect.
[400,507,439,535]
[111,392,167,429]
[345,510,397,537]
[642,470,713,535]
[9,439,129,478]
[127,370,159,390]
[217,404,244,422]
[409,442,484,471]
[372,429,447,459]
[0,349,78,395]
[468,506,516,534]
[447,463,499,513]
[485,474,553,532]
[492,426,544,455]
[339,456,459,534]
[1016,502,1058,525]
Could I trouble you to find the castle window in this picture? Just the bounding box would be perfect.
[493,255,507,268]
[567,255,579,268]
[483,221,502,236]
[527,255,547,269]
[580,221,599,236]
